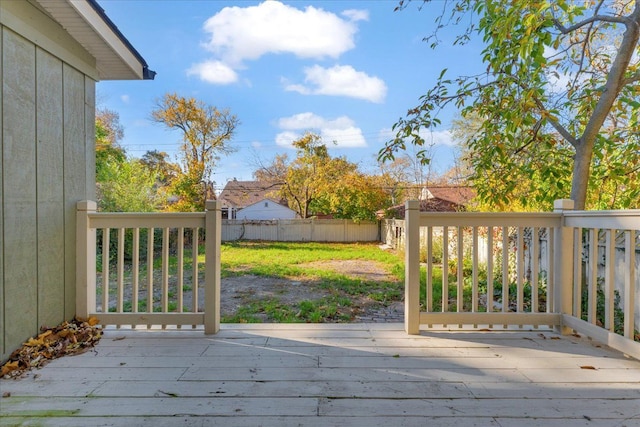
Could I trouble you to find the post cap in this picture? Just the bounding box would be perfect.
[76,200,97,211]
[553,199,574,211]
[205,200,221,211]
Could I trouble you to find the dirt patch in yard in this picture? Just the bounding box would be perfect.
[220,260,404,322]
[297,259,398,283]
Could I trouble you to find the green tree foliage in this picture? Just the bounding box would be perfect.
[140,150,180,187]
[257,133,390,220]
[95,108,126,184]
[380,0,640,210]
[312,172,390,221]
[97,158,160,212]
[152,93,239,211]
[95,109,162,212]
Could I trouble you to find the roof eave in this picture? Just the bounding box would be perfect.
[35,0,155,81]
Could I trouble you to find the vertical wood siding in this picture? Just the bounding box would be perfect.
[0,27,93,361]
[36,48,65,328]
[63,64,86,322]
[0,27,4,358]
[2,29,38,355]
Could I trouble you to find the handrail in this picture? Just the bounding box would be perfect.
[403,200,640,360]
[76,200,221,334]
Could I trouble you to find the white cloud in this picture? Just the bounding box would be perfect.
[202,2,363,65]
[275,131,302,147]
[381,126,455,147]
[120,94,130,104]
[419,129,455,146]
[284,65,386,103]
[186,60,238,84]
[276,112,366,148]
[342,9,369,22]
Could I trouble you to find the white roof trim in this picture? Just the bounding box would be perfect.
[35,0,149,80]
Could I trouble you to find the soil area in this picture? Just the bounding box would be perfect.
[221,260,404,322]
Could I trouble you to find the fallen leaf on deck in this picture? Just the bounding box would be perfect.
[580,365,597,370]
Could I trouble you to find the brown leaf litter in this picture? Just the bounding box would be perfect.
[1,316,102,379]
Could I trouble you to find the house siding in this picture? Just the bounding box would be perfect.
[1,2,96,362]
[237,200,298,220]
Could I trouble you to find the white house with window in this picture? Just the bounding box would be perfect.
[236,199,298,220]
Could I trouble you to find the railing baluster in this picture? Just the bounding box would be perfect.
[588,228,599,324]
[472,226,478,314]
[102,228,110,314]
[623,230,636,339]
[132,228,139,314]
[178,227,184,315]
[147,228,154,316]
[604,229,615,331]
[442,226,449,313]
[192,227,199,315]
[573,227,582,318]
[162,227,169,315]
[532,227,539,313]
[426,225,433,313]
[502,226,509,313]
[117,227,125,314]
[546,227,554,314]
[457,226,464,314]
[487,226,494,314]
[517,227,524,313]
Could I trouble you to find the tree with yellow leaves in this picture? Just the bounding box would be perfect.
[152,93,239,211]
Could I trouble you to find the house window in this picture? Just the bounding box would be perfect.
[264,202,269,207]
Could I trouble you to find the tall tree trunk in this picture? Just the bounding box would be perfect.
[570,141,593,210]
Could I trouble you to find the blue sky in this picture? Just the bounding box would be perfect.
[97,0,485,191]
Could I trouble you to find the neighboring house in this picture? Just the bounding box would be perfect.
[0,0,153,362]
[218,180,296,220]
[381,186,476,219]
[237,199,298,220]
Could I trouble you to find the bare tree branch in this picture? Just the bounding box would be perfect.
[552,14,630,34]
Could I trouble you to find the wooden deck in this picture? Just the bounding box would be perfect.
[2,324,640,426]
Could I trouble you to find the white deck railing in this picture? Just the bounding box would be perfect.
[76,200,221,334]
[404,199,640,359]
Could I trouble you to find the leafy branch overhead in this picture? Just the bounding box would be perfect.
[380,0,640,210]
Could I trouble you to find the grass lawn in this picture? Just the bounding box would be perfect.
[219,241,404,323]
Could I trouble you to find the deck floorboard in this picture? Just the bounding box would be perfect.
[1,324,639,426]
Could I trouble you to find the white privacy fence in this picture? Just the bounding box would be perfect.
[76,200,221,333]
[402,200,640,359]
[222,219,380,242]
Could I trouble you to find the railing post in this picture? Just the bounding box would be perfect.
[405,200,420,334]
[204,200,221,334]
[553,199,574,334]
[76,200,97,319]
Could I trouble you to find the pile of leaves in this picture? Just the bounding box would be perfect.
[1,316,102,379]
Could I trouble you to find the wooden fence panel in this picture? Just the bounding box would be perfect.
[221,219,379,242]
